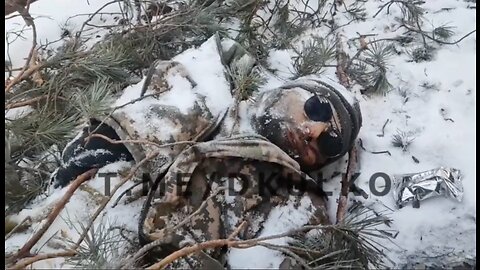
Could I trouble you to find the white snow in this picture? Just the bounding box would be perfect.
[5,0,125,74]
[5,106,34,120]
[5,0,476,268]
[173,37,234,116]
[228,196,314,268]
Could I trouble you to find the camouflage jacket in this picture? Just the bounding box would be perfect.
[138,134,331,269]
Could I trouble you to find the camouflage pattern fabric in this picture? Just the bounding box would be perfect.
[96,60,227,180]
[138,135,330,268]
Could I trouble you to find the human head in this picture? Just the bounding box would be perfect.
[250,77,362,171]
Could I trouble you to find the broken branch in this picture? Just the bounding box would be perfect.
[10,169,97,263]
[336,145,358,223]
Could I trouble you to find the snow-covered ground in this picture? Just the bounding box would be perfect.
[5,0,476,268]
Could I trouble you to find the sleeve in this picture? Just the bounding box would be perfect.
[52,119,134,188]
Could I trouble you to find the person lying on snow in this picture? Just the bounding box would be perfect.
[50,35,362,268]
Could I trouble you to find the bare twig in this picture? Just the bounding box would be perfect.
[336,145,357,223]
[10,169,97,263]
[5,17,38,93]
[258,242,312,270]
[401,24,476,45]
[87,133,196,149]
[146,239,232,269]
[5,216,32,240]
[9,250,76,270]
[76,0,122,38]
[73,151,159,248]
[376,119,390,137]
[228,220,248,240]
[358,139,391,156]
[335,33,350,88]
[145,222,342,269]
[5,95,46,109]
[111,181,143,208]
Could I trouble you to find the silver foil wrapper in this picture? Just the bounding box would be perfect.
[392,167,463,208]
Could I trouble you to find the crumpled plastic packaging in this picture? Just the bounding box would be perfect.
[392,167,463,208]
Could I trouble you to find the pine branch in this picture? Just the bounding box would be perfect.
[346,40,394,94]
[292,36,336,79]
[61,216,126,268]
[391,129,415,151]
[144,202,395,269]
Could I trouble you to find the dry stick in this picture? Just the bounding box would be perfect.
[11,169,98,262]
[147,221,248,270]
[73,151,159,248]
[147,222,346,270]
[76,0,121,37]
[5,15,37,93]
[147,239,232,270]
[336,145,357,224]
[335,33,350,88]
[227,220,248,240]
[5,0,38,16]
[111,181,143,208]
[257,242,312,270]
[376,119,390,137]
[88,134,196,149]
[5,216,32,240]
[358,138,391,156]
[400,24,477,46]
[9,250,76,270]
[5,95,46,109]
[333,15,358,224]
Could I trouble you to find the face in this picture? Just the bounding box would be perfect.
[250,88,345,171]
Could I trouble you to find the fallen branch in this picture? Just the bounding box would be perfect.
[145,222,348,269]
[5,8,37,93]
[257,242,312,269]
[400,24,476,45]
[146,221,248,269]
[335,33,350,88]
[111,181,143,208]
[88,133,196,149]
[376,119,390,137]
[9,169,97,264]
[358,138,391,156]
[5,0,38,16]
[5,216,32,240]
[9,250,76,270]
[336,145,358,223]
[5,95,46,109]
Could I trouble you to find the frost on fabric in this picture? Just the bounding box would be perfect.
[173,36,233,116]
[228,196,313,268]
